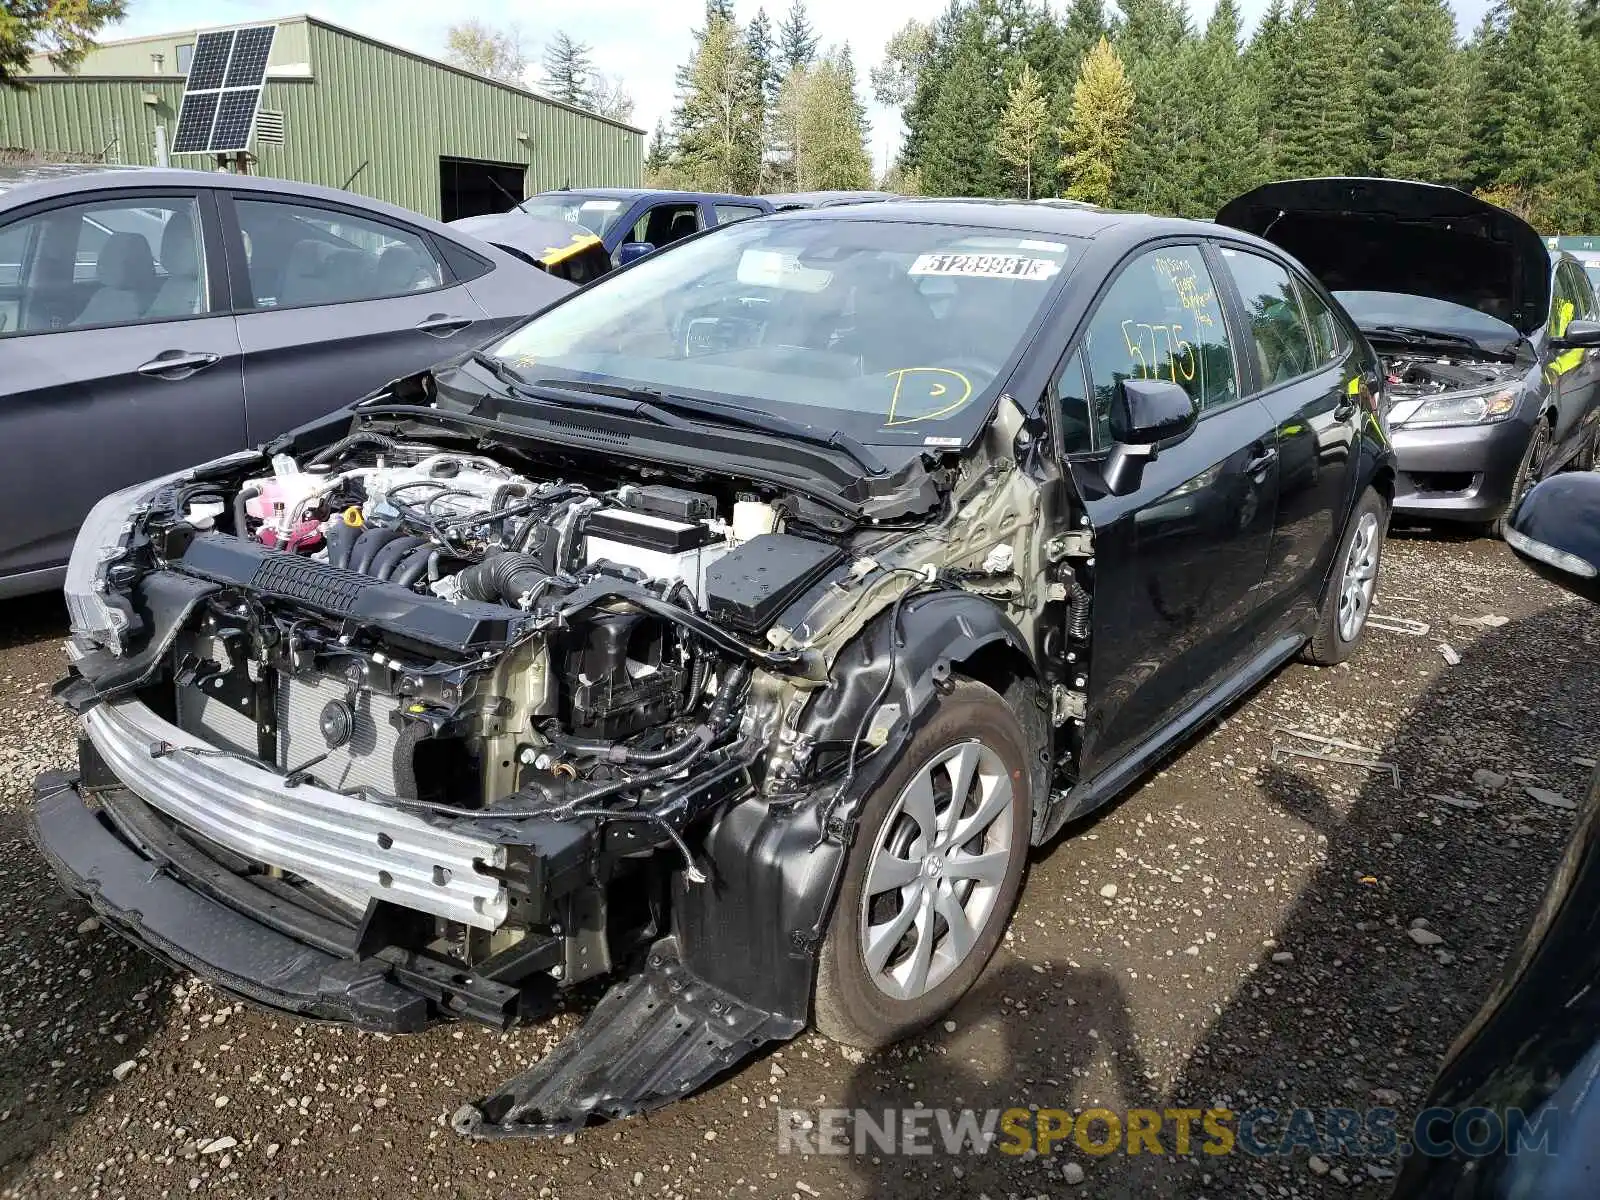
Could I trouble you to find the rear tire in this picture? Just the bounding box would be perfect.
[1303,487,1387,666]
[813,679,1030,1050]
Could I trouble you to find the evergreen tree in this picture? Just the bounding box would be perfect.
[1247,0,1298,174]
[1059,37,1135,205]
[1273,0,1366,177]
[1468,0,1584,195]
[777,0,820,74]
[747,7,780,106]
[995,63,1052,198]
[670,12,765,193]
[1368,0,1467,182]
[916,2,1008,195]
[2,0,124,89]
[1113,0,1205,215]
[1061,0,1111,64]
[541,32,594,105]
[1187,0,1265,213]
[786,49,873,189]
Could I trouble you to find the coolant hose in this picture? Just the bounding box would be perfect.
[369,535,426,581]
[350,526,405,575]
[232,485,260,537]
[457,552,552,607]
[309,431,398,467]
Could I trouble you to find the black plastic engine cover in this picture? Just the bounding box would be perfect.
[177,534,531,652]
[703,533,846,634]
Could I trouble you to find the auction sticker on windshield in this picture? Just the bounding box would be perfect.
[910,253,1061,280]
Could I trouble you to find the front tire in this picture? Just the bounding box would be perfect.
[1303,487,1387,666]
[1494,417,1552,537]
[813,679,1030,1050]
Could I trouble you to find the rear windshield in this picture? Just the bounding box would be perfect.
[491,217,1078,445]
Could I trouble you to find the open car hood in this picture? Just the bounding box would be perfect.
[448,213,605,269]
[1217,178,1551,336]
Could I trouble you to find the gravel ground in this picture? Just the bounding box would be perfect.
[1,530,1596,1200]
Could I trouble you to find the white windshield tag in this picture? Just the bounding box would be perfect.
[909,253,1060,280]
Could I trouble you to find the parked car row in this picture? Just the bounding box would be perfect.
[6,164,1599,1152]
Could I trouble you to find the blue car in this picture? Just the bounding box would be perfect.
[469,188,774,270]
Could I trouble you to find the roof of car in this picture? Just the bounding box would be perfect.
[0,167,473,236]
[763,190,897,209]
[532,188,763,205]
[767,197,1197,241]
[0,161,144,194]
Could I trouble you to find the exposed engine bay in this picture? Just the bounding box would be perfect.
[1381,353,1518,398]
[42,387,1081,1139]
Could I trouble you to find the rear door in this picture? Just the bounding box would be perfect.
[0,188,244,589]
[1055,242,1281,777]
[1214,243,1365,628]
[1549,259,1600,461]
[221,193,486,442]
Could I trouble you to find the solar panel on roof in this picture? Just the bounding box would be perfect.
[171,91,220,154]
[169,25,277,155]
[223,26,274,88]
[185,30,233,90]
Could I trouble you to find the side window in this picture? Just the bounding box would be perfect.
[1556,262,1592,324]
[0,195,209,337]
[714,203,766,225]
[233,198,445,311]
[1219,248,1316,388]
[177,43,194,74]
[1293,277,1343,364]
[630,204,701,250]
[1060,245,1237,452]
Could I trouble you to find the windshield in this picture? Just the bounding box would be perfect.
[516,194,630,238]
[490,217,1078,445]
[1334,289,1521,345]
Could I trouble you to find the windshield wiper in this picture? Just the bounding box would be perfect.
[1366,324,1482,351]
[533,377,889,476]
[465,353,694,429]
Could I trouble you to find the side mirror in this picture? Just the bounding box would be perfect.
[1506,473,1600,604]
[618,242,655,265]
[1551,317,1600,351]
[1104,378,1200,495]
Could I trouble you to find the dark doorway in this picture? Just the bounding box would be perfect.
[439,156,527,222]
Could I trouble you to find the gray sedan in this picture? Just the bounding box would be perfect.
[0,166,571,598]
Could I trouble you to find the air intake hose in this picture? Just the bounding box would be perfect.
[457,552,553,608]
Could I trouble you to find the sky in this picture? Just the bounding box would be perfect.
[104,0,1496,176]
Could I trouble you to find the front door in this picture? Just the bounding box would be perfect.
[1549,259,1600,464]
[0,189,244,588]
[222,194,484,441]
[1057,243,1280,778]
[1214,244,1364,629]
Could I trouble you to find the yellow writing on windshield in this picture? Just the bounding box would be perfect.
[883,367,974,426]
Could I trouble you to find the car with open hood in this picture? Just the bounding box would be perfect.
[30,200,1393,1139]
[1219,178,1600,531]
[446,212,614,286]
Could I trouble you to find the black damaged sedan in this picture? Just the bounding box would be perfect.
[31,201,1393,1137]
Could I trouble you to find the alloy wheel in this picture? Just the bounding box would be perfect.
[858,741,1016,1001]
[1337,511,1381,643]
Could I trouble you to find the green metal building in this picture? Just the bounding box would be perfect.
[0,14,644,220]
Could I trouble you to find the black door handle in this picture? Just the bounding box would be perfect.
[1243,446,1278,474]
[136,351,221,380]
[416,314,474,337]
